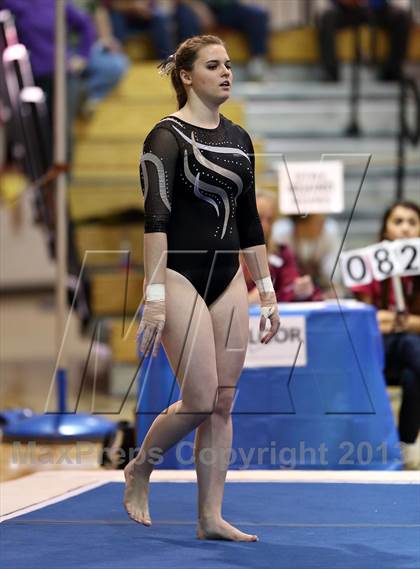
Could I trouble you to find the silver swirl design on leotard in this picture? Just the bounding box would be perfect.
[140,152,171,211]
[193,172,220,216]
[183,150,230,238]
[190,132,243,200]
[167,120,250,162]
[158,117,187,131]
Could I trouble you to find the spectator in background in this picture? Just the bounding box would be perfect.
[1,0,95,125]
[317,0,411,82]
[103,0,174,60]
[272,213,342,296]
[175,1,269,81]
[242,191,322,304]
[351,201,420,469]
[75,0,130,117]
[1,0,99,163]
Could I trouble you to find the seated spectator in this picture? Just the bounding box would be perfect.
[175,0,269,81]
[241,190,323,304]
[272,213,342,296]
[351,201,420,469]
[1,0,96,125]
[103,0,174,60]
[317,0,411,82]
[75,0,130,117]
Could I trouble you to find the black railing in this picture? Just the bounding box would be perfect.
[345,20,380,137]
[345,24,363,137]
[396,75,420,200]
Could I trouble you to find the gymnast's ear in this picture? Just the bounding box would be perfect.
[179,69,193,87]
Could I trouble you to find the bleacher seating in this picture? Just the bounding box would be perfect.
[123,25,420,63]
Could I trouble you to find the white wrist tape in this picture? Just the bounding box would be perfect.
[261,305,276,319]
[145,284,165,302]
[255,276,274,295]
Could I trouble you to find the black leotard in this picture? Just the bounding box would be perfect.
[139,114,265,306]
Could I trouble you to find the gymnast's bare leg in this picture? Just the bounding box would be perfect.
[124,267,220,526]
[195,265,258,541]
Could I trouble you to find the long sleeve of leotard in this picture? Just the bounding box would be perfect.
[140,126,178,234]
[236,130,265,250]
[139,126,178,289]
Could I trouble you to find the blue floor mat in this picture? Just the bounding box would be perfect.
[2,482,419,569]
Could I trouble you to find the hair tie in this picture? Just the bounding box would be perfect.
[158,53,176,76]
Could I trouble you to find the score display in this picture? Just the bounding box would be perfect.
[340,238,420,287]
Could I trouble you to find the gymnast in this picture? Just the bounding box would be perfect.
[123,34,280,541]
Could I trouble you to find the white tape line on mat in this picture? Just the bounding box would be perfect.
[0,480,109,522]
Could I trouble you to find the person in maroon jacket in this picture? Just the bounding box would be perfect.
[351,201,420,468]
[242,190,323,304]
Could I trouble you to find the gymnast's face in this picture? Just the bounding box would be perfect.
[182,44,232,105]
[384,206,420,240]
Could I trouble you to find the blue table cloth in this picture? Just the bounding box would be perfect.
[136,300,402,470]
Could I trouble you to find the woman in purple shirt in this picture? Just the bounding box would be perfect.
[2,0,128,120]
[1,0,96,79]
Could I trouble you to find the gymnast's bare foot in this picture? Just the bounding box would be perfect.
[197,516,258,541]
[123,460,152,526]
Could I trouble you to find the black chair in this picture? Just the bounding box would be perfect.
[1,11,19,166]
[19,86,55,254]
[2,43,35,175]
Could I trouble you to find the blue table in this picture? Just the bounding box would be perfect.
[136,300,402,470]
